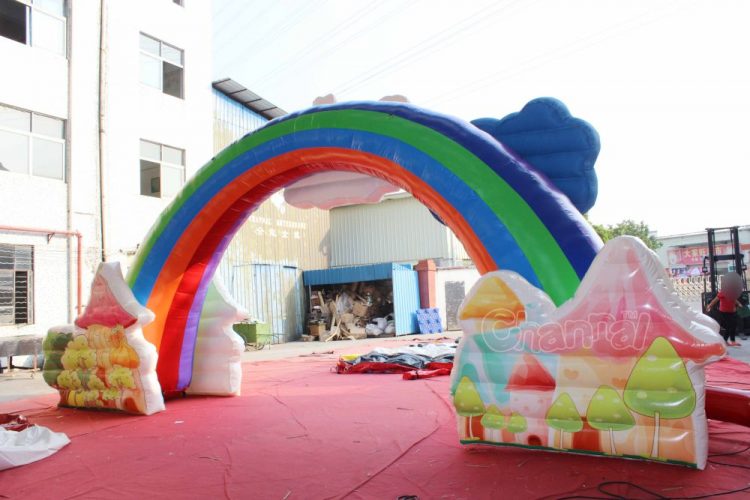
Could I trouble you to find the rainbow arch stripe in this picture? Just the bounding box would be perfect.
[126,101,602,392]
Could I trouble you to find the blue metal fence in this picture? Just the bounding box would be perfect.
[391,267,420,334]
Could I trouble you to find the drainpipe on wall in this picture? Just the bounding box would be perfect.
[97,0,108,262]
[0,226,82,317]
[65,0,74,322]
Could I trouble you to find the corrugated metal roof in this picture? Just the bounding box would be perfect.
[212,78,287,120]
[303,262,412,286]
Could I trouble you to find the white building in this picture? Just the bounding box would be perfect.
[655,226,750,278]
[650,226,750,311]
[0,0,213,340]
[0,1,478,348]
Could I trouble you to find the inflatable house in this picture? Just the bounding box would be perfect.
[43,263,248,415]
[452,236,726,469]
[43,263,165,415]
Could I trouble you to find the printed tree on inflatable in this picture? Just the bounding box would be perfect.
[454,376,485,440]
[624,338,696,458]
[507,412,528,442]
[546,392,583,448]
[586,385,635,455]
[456,236,725,467]
[481,405,505,430]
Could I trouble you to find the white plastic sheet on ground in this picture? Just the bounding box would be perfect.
[0,426,70,471]
[368,343,456,358]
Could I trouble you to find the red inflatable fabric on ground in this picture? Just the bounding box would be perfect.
[706,356,750,427]
[402,367,453,380]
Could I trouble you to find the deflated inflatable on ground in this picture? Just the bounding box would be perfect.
[451,236,726,468]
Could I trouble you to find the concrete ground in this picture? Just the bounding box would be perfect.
[3,330,749,405]
[0,332,461,404]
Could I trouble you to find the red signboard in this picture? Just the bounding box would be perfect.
[667,244,750,267]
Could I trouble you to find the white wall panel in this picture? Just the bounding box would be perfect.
[330,195,471,267]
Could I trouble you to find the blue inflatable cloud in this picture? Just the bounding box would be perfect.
[471,98,600,214]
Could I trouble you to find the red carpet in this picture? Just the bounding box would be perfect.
[1,353,750,499]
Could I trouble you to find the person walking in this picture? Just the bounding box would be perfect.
[707,273,744,346]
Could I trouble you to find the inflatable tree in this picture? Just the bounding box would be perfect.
[481,404,506,430]
[453,376,485,440]
[42,331,71,386]
[586,385,635,455]
[624,337,696,458]
[507,412,527,442]
[546,392,583,448]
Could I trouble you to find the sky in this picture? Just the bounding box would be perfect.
[212,0,750,237]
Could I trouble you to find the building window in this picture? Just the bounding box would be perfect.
[140,33,184,98]
[0,103,65,180]
[140,139,185,198]
[0,0,66,56]
[0,244,34,325]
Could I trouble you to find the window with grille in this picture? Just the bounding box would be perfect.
[139,33,184,98]
[0,244,34,325]
[139,139,185,198]
[0,0,66,56]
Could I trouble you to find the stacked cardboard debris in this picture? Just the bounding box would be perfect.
[307,281,395,341]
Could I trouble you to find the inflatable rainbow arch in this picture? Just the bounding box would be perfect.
[125,102,602,393]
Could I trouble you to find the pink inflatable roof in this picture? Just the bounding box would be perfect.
[283,171,401,210]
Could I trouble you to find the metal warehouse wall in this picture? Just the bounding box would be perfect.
[224,194,330,270]
[329,195,470,267]
[215,200,329,342]
[215,260,305,343]
[213,91,330,270]
[213,92,268,153]
[212,90,331,341]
